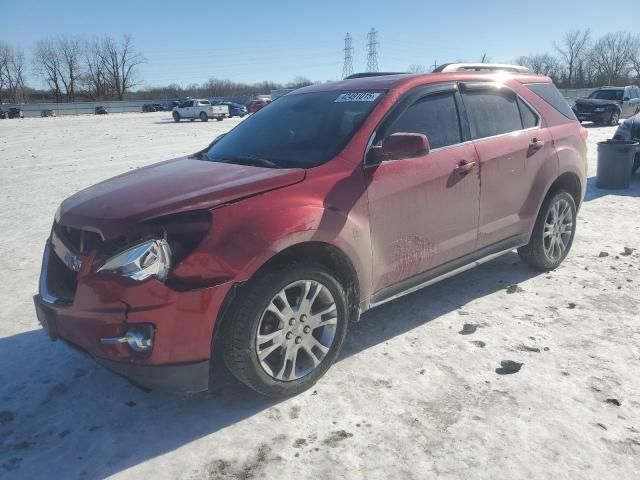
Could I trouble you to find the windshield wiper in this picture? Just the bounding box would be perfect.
[213,155,280,168]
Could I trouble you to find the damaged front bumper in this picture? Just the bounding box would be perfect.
[34,242,233,394]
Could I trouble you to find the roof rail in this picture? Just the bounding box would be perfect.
[434,63,531,74]
[345,72,408,79]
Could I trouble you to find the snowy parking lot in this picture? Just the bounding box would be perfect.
[1,112,639,479]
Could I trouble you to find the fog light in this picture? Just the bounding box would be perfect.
[101,324,154,352]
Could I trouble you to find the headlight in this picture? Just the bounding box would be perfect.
[98,239,171,281]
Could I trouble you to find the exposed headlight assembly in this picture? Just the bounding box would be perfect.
[98,239,171,281]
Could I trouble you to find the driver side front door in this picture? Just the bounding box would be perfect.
[364,85,480,302]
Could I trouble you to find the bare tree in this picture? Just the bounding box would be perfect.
[101,35,145,100]
[0,42,27,103]
[554,29,591,87]
[286,76,313,88]
[33,39,63,102]
[57,36,83,102]
[591,31,636,85]
[81,38,110,100]
[515,54,563,81]
[630,36,640,83]
[408,64,426,73]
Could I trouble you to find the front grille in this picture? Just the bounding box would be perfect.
[54,222,103,254]
[46,248,78,304]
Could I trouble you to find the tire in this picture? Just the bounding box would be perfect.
[200,112,208,122]
[172,112,180,122]
[221,262,349,398]
[609,110,620,126]
[216,116,223,121]
[518,190,577,271]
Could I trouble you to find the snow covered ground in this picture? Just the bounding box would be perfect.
[0,112,639,480]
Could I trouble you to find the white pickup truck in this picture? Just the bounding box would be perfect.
[172,99,229,122]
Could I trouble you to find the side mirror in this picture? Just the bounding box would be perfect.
[366,133,430,165]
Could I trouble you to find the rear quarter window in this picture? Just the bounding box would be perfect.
[526,83,577,120]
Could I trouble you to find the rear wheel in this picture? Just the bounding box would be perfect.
[518,190,577,271]
[221,263,348,398]
[200,112,208,122]
[172,112,180,122]
[216,116,223,121]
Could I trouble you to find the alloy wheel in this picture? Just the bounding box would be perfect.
[542,198,573,262]
[255,280,338,381]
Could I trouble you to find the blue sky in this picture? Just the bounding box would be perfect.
[2,0,637,88]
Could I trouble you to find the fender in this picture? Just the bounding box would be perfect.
[171,169,374,303]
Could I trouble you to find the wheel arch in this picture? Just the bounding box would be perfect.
[546,171,583,209]
[210,240,361,361]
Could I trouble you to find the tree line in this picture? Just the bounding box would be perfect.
[515,30,640,88]
[2,29,640,105]
[0,34,144,104]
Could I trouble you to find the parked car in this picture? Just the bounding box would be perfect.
[41,109,56,117]
[172,99,228,122]
[142,104,154,112]
[7,107,24,119]
[613,112,640,173]
[152,103,165,112]
[246,99,271,114]
[573,86,640,126]
[0,109,6,119]
[94,106,108,115]
[212,101,247,117]
[34,64,587,397]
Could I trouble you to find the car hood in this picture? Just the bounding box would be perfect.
[575,98,619,107]
[56,157,305,239]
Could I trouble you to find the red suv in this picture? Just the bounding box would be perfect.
[246,99,271,114]
[34,65,587,397]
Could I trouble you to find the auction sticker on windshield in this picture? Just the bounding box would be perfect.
[335,92,381,102]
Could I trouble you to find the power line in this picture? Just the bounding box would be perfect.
[342,33,354,79]
[366,28,379,72]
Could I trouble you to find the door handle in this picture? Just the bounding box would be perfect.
[529,138,545,152]
[453,160,476,175]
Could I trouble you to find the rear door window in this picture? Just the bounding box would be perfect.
[386,92,462,149]
[462,89,523,139]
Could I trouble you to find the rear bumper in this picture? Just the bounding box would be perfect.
[34,242,234,394]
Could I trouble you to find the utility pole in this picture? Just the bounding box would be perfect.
[366,28,379,72]
[342,33,354,79]
[432,60,438,72]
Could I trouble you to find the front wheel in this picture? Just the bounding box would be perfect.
[518,191,577,270]
[172,112,180,122]
[221,263,349,398]
[609,110,620,126]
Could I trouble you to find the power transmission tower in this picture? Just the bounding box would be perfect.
[366,28,379,72]
[342,33,354,79]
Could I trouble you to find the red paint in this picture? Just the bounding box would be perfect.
[36,71,587,389]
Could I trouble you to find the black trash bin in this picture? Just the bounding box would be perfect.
[596,140,638,189]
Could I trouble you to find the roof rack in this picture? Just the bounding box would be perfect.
[345,72,408,79]
[434,63,531,74]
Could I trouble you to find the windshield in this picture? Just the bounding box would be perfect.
[204,90,385,168]
[589,89,623,101]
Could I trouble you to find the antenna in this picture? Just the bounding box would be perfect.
[342,33,354,79]
[366,28,379,72]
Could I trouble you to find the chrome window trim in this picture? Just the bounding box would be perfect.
[363,81,543,163]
